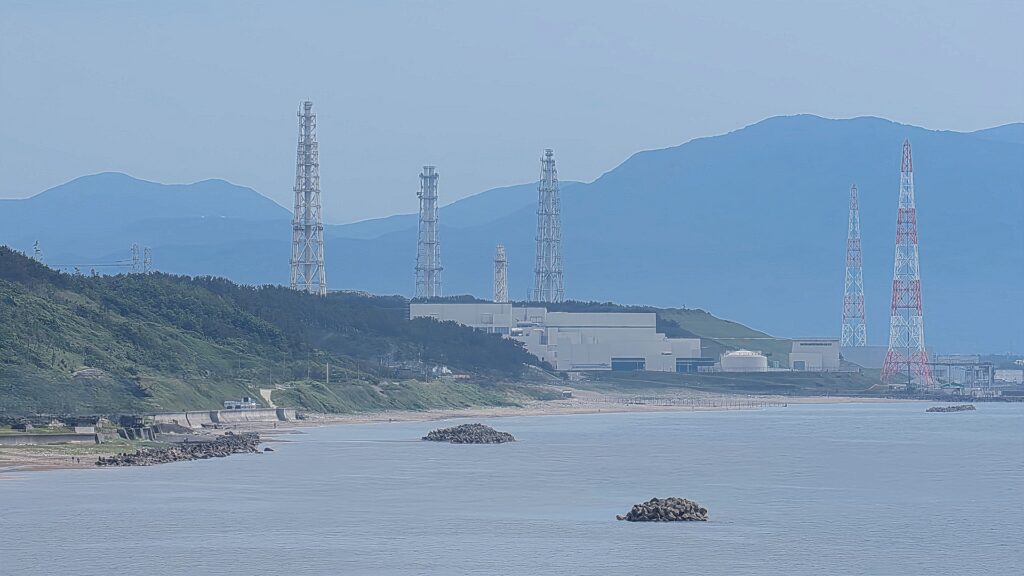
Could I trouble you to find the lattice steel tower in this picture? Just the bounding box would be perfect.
[494,244,508,303]
[289,100,327,296]
[841,184,867,347]
[415,165,442,298]
[533,149,564,302]
[881,140,933,387]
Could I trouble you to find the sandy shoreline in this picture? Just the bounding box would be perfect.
[289,392,904,427]
[0,392,909,475]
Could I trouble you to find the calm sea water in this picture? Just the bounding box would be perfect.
[2,403,1022,575]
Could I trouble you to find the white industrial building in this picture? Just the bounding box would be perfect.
[790,338,841,371]
[409,302,703,372]
[994,369,1024,384]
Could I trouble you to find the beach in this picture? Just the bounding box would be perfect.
[0,388,910,474]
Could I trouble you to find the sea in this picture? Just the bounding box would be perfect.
[1,402,1022,575]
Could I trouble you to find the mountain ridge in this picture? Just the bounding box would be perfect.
[1,115,1021,352]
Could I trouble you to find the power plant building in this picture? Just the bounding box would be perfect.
[409,303,701,372]
[789,338,841,371]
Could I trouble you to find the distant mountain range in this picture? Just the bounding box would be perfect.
[1,115,1021,353]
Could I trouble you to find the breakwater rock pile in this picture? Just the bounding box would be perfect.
[422,423,515,444]
[926,404,976,413]
[617,497,708,522]
[96,432,261,467]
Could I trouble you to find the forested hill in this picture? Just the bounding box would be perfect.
[0,247,538,415]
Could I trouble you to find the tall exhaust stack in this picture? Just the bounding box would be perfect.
[415,165,442,298]
[494,244,508,303]
[841,184,867,347]
[289,100,327,296]
[532,148,564,302]
[881,140,933,387]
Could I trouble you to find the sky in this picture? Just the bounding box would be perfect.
[1,0,1021,223]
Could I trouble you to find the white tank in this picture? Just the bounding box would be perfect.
[720,350,768,372]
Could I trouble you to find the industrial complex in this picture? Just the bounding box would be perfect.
[286,102,993,388]
[410,302,703,373]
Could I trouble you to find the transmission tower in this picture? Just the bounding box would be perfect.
[533,148,564,302]
[881,140,933,387]
[130,243,141,274]
[289,100,327,296]
[33,241,42,262]
[494,244,508,303]
[143,247,153,274]
[841,184,867,347]
[415,165,442,298]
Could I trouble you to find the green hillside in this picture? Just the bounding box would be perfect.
[655,308,792,366]
[0,247,539,415]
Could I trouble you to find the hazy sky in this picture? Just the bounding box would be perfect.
[1,0,1021,223]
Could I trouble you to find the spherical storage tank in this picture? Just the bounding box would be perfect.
[720,350,768,372]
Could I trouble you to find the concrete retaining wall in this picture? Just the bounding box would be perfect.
[149,407,295,428]
[152,413,190,426]
[0,433,98,446]
[118,427,156,441]
[185,411,215,428]
[211,408,281,424]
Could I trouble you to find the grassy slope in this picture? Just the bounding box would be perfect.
[0,247,539,415]
[656,308,792,366]
[273,379,514,413]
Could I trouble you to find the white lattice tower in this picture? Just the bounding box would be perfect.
[289,100,327,296]
[494,244,508,303]
[415,165,442,298]
[532,148,564,302]
[842,184,867,347]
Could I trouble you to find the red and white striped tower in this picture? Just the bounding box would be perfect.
[881,140,933,387]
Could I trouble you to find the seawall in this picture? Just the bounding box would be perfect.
[211,408,282,424]
[150,407,295,429]
[0,433,99,446]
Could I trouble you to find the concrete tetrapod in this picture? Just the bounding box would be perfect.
[617,497,708,522]
[422,423,515,444]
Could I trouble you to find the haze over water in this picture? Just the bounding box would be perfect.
[2,403,1021,575]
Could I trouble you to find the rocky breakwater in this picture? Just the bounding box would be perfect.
[96,432,261,467]
[617,497,708,522]
[926,404,976,413]
[422,423,515,444]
